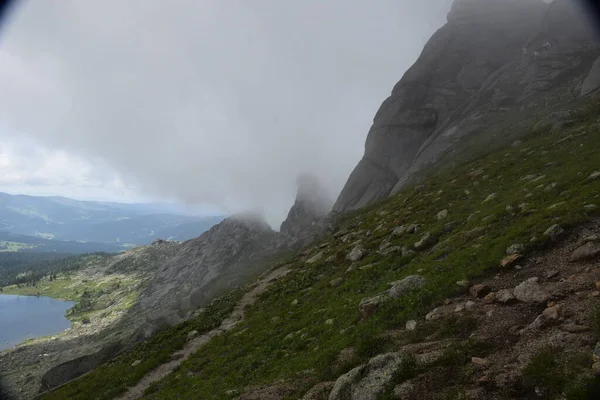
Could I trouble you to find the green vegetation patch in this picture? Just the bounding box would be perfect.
[40,289,243,400]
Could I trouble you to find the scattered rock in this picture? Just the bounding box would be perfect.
[500,254,522,268]
[291,299,299,306]
[482,193,497,203]
[496,289,516,303]
[542,305,561,320]
[346,246,365,262]
[570,240,600,262]
[465,301,476,311]
[513,278,550,303]
[392,225,407,236]
[389,276,426,299]
[186,330,199,341]
[325,319,335,326]
[561,324,589,333]
[301,382,335,400]
[328,352,406,400]
[471,357,490,367]
[379,246,401,256]
[414,232,436,251]
[330,278,344,288]
[131,360,142,367]
[506,244,525,255]
[469,284,491,299]
[401,247,416,258]
[359,294,387,319]
[437,209,449,220]
[407,224,420,234]
[585,204,598,212]
[425,307,449,321]
[306,251,324,265]
[456,280,471,293]
[483,293,497,304]
[359,263,376,271]
[405,320,417,331]
[546,270,560,279]
[588,171,600,181]
[544,225,565,241]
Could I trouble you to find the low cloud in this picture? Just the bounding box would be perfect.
[0,0,452,227]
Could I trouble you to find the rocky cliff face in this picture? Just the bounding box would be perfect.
[132,214,277,338]
[278,174,334,249]
[334,0,600,212]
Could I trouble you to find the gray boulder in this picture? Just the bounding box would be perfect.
[328,352,406,400]
[570,240,600,262]
[513,277,550,303]
[389,276,426,299]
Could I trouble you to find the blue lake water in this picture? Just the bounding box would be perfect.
[0,294,74,351]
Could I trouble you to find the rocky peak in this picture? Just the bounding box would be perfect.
[279,174,333,248]
[333,0,600,212]
[447,0,543,23]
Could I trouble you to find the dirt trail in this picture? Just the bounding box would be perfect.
[117,266,291,400]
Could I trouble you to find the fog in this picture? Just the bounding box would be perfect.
[0,0,453,227]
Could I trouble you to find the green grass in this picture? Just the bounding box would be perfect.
[40,289,243,400]
[42,108,600,399]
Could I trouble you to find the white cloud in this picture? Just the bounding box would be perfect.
[0,0,452,227]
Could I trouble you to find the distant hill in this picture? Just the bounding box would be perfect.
[0,231,124,254]
[0,192,223,245]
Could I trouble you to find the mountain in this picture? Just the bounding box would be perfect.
[0,231,123,254]
[334,0,600,212]
[4,1,600,398]
[0,192,223,245]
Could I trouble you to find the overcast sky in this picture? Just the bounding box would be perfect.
[0,0,453,227]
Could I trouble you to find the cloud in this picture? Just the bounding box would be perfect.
[0,0,453,227]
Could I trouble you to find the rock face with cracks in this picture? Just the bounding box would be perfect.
[333,0,600,212]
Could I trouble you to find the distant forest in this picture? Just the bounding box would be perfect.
[0,252,107,289]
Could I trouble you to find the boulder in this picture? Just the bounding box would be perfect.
[389,276,426,299]
[329,353,406,400]
[346,246,365,262]
[544,224,565,241]
[359,293,388,319]
[302,382,335,400]
[469,284,491,298]
[414,232,436,251]
[500,254,522,268]
[496,289,516,303]
[306,251,324,265]
[513,277,550,303]
[506,244,525,255]
[330,278,344,288]
[437,209,449,220]
[392,226,408,236]
[570,240,600,262]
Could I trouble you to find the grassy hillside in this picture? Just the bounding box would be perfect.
[42,107,600,399]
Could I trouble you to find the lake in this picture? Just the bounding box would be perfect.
[0,294,74,351]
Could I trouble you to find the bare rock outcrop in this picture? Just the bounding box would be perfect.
[334,0,600,212]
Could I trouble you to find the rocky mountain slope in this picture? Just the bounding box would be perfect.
[4,1,600,399]
[334,0,600,212]
[0,172,333,399]
[38,101,600,399]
